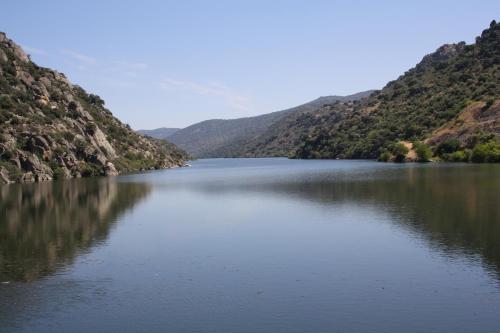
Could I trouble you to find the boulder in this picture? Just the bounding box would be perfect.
[59,166,72,179]
[62,153,78,169]
[27,135,51,157]
[39,76,52,87]
[92,127,117,158]
[0,167,12,184]
[104,162,119,176]
[0,49,7,62]
[36,173,52,182]
[21,172,35,183]
[18,151,53,176]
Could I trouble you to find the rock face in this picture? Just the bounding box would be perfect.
[0,32,188,184]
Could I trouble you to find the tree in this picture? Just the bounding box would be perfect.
[414,142,432,162]
[378,151,391,162]
[435,139,460,156]
[471,141,500,163]
[85,122,97,136]
[391,143,409,163]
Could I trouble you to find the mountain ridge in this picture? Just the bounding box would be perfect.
[165,90,374,157]
[137,127,180,140]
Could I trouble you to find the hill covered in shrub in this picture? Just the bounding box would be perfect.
[239,21,499,162]
[0,32,187,184]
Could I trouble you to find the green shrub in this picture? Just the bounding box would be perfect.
[81,163,102,177]
[10,117,20,125]
[75,139,87,152]
[52,167,66,179]
[471,141,500,163]
[414,142,432,162]
[62,131,74,142]
[391,143,409,163]
[0,162,22,182]
[435,139,461,156]
[0,149,13,161]
[43,105,63,119]
[483,98,495,111]
[447,150,471,162]
[378,151,391,162]
[0,95,14,109]
[85,123,97,136]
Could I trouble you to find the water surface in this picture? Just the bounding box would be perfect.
[1,158,499,332]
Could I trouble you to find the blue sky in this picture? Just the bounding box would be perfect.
[1,1,498,129]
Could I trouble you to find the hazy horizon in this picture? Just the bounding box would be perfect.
[1,0,498,129]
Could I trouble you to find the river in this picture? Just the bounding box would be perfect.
[1,158,499,332]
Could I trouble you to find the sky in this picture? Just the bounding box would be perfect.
[1,1,498,129]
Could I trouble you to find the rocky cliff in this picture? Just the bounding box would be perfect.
[0,32,187,184]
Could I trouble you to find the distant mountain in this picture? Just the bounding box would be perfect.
[137,127,180,139]
[167,91,374,158]
[0,32,187,184]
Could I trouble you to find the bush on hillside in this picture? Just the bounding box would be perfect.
[414,142,432,162]
[435,139,461,156]
[471,141,500,163]
[447,150,472,162]
[391,143,409,163]
[378,150,391,162]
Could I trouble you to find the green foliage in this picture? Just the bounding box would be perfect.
[0,161,22,182]
[52,167,66,179]
[468,131,496,147]
[74,138,87,152]
[378,150,391,162]
[0,94,14,109]
[81,163,102,177]
[447,150,472,162]
[0,148,14,161]
[436,139,461,156]
[85,122,97,136]
[414,142,432,162]
[484,98,495,110]
[63,131,75,142]
[471,141,500,163]
[391,143,409,163]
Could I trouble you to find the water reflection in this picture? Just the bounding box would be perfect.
[0,179,151,282]
[178,164,500,277]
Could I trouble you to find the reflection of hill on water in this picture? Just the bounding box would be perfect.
[0,179,151,282]
[191,165,500,278]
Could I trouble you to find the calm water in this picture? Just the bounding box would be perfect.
[1,158,500,333]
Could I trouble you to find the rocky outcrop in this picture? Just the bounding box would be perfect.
[0,167,11,184]
[0,32,188,183]
[416,43,466,70]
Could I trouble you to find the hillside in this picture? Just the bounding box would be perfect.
[167,91,374,158]
[137,127,180,139]
[0,32,187,184]
[249,21,499,160]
